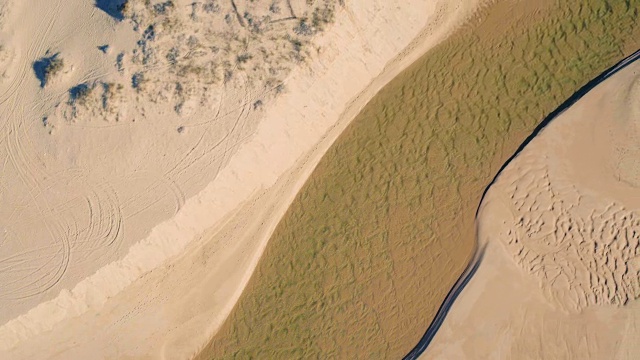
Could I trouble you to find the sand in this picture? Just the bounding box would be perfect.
[423,46,640,359]
[0,0,478,358]
[2,0,639,358]
[196,0,640,358]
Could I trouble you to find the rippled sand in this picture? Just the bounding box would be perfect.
[197,0,640,358]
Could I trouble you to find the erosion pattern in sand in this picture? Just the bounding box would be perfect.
[424,57,640,359]
[197,0,640,359]
[0,0,476,359]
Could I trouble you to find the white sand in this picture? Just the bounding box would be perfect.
[422,59,640,358]
[0,0,478,358]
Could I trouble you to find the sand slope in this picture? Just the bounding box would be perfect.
[424,53,640,359]
[0,0,477,358]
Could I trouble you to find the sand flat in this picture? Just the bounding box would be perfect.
[424,47,640,360]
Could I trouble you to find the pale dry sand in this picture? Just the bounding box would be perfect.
[0,0,477,358]
[423,56,640,359]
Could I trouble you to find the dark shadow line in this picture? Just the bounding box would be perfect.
[403,244,486,360]
[476,48,640,217]
[403,47,640,360]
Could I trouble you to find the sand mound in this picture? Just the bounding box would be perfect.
[60,0,338,122]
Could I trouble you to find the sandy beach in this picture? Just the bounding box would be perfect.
[0,0,478,358]
[424,49,640,360]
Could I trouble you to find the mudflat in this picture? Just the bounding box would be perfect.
[197,0,640,358]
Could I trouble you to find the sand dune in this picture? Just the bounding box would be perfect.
[0,0,477,358]
[424,52,640,359]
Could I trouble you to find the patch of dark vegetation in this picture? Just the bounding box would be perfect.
[166,47,179,65]
[131,72,146,91]
[293,18,313,36]
[68,83,93,105]
[142,25,156,42]
[95,0,129,21]
[236,53,252,64]
[290,38,303,52]
[311,2,334,31]
[152,1,174,15]
[33,53,64,88]
[269,1,281,14]
[203,0,221,13]
[116,52,125,72]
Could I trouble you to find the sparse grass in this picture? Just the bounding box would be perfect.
[45,56,64,76]
[236,53,252,64]
[269,1,281,14]
[114,0,338,117]
[293,18,313,35]
[204,0,221,13]
[131,71,146,92]
[68,83,93,106]
[290,37,303,49]
[33,53,64,87]
[101,82,124,111]
[66,81,125,120]
[67,0,338,122]
[311,1,334,31]
[195,0,640,359]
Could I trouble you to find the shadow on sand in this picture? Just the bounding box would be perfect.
[32,53,60,88]
[95,0,128,21]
